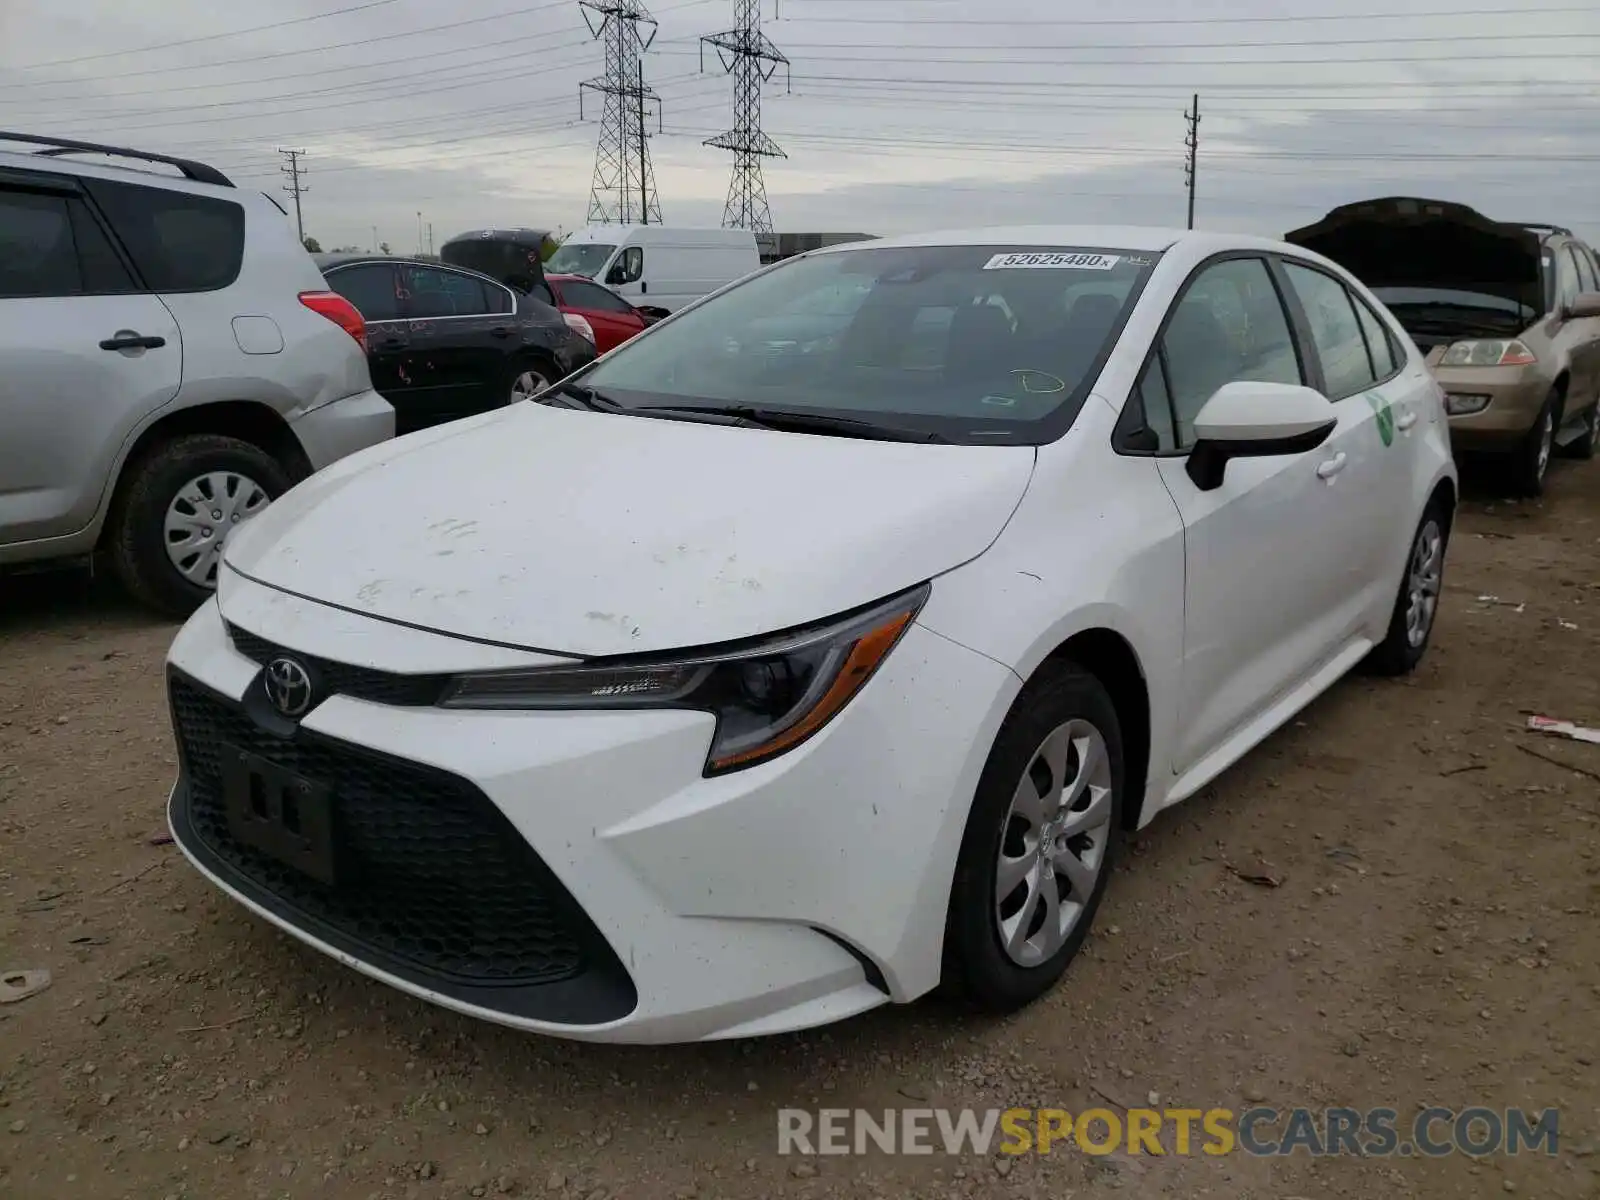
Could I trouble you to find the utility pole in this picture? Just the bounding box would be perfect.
[700,0,790,235]
[1183,94,1200,231]
[428,222,434,256]
[371,225,378,253]
[416,211,423,256]
[578,0,663,226]
[278,148,308,242]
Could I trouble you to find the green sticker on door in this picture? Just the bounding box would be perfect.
[1366,392,1396,447]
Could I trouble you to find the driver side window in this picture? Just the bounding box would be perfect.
[607,246,644,286]
[1159,257,1303,448]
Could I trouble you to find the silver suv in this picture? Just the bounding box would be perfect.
[0,132,395,617]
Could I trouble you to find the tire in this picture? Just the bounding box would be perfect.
[1364,498,1450,677]
[1563,401,1599,461]
[941,663,1126,1014]
[106,434,290,619]
[505,358,555,405]
[1508,389,1560,497]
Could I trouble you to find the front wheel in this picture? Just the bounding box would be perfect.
[1509,391,1559,497]
[106,434,289,619]
[942,663,1125,1014]
[1563,402,1598,461]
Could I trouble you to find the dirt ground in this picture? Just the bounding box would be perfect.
[2,458,1599,1200]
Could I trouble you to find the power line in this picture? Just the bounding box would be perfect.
[0,0,579,90]
[769,30,1600,52]
[8,0,406,70]
[651,43,1600,66]
[774,2,1594,20]
[580,0,663,225]
[701,0,790,235]
[278,148,308,243]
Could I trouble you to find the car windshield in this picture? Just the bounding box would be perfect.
[573,243,1159,443]
[546,242,617,278]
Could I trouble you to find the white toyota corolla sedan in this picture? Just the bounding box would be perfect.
[164,226,1457,1044]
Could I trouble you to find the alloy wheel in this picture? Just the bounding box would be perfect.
[1536,409,1554,482]
[1405,516,1444,649]
[994,718,1114,967]
[512,370,550,401]
[163,471,270,588]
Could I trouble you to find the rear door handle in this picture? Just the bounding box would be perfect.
[1396,411,1419,431]
[99,332,166,352]
[1316,452,1348,480]
[490,326,512,339]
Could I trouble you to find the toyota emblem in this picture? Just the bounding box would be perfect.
[263,656,315,718]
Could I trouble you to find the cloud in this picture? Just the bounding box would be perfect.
[1,0,1597,249]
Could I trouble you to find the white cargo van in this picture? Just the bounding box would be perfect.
[545,225,760,312]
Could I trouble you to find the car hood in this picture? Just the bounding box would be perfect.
[223,403,1037,656]
[1283,196,1542,313]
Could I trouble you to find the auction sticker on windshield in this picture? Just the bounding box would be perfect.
[983,252,1121,271]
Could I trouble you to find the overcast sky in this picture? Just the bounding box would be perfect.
[3,0,1598,252]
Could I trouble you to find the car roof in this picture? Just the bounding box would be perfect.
[314,253,504,284]
[806,225,1233,255]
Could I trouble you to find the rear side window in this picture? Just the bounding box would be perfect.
[0,186,136,297]
[400,265,491,318]
[562,279,635,314]
[1282,262,1376,399]
[484,282,514,314]
[1350,292,1398,378]
[83,178,245,292]
[325,263,401,322]
[1569,245,1598,295]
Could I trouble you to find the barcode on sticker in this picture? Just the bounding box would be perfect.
[982,252,1120,271]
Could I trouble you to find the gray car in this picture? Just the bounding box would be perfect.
[0,131,394,617]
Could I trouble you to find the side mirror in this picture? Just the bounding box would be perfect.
[1566,291,1600,320]
[1185,380,1338,492]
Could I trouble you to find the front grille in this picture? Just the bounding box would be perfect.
[170,673,594,987]
[226,623,448,707]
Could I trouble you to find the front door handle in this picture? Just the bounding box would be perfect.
[1396,411,1419,431]
[99,332,166,352]
[376,337,407,350]
[1316,452,1348,480]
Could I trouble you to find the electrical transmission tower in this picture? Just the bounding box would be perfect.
[1183,94,1200,231]
[579,0,662,226]
[278,148,308,243]
[700,0,790,235]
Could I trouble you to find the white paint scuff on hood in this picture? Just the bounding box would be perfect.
[225,402,1037,656]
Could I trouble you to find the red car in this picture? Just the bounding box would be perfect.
[542,273,667,354]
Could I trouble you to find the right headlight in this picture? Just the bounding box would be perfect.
[439,584,929,775]
[1438,339,1536,368]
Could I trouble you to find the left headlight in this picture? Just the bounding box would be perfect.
[439,583,930,775]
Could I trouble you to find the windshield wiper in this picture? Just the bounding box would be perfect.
[638,404,951,444]
[541,380,626,412]
[544,382,754,427]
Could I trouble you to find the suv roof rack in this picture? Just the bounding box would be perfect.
[0,130,233,188]
[1514,222,1573,238]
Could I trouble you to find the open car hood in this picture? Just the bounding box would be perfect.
[1284,197,1543,315]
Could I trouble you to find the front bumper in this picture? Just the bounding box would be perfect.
[1435,365,1549,450]
[164,580,1019,1043]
